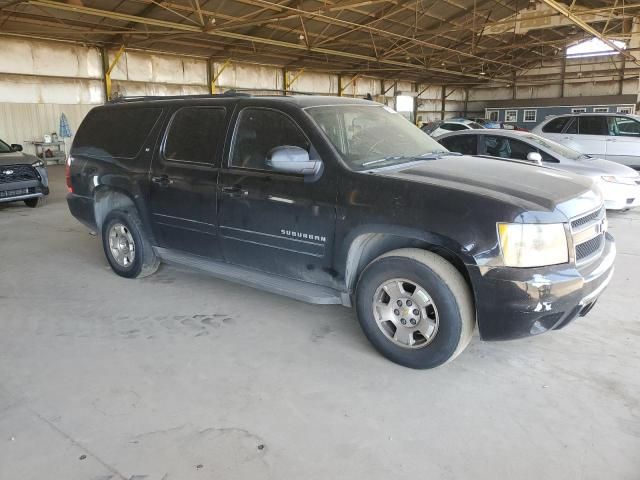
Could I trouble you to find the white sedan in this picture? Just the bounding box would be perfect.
[421,119,484,139]
[437,129,640,211]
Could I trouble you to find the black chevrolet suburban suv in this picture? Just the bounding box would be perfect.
[67,93,615,368]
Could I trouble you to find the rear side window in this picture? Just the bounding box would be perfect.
[578,116,608,135]
[231,108,310,171]
[542,117,571,133]
[164,107,226,164]
[441,123,467,131]
[439,135,477,155]
[73,107,161,159]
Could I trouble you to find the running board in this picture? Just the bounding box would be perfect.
[154,247,346,306]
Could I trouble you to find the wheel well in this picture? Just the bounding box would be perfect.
[345,233,473,297]
[93,187,137,231]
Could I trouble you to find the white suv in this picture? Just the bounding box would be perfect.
[533,113,640,170]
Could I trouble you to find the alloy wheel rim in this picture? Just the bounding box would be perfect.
[108,223,136,268]
[372,278,439,349]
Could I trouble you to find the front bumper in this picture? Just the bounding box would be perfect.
[599,181,640,210]
[472,232,616,341]
[0,179,49,204]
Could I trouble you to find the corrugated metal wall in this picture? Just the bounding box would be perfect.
[2,32,638,153]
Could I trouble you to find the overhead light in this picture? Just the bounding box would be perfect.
[479,71,486,75]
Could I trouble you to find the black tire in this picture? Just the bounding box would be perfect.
[24,197,44,208]
[101,209,159,279]
[355,248,474,369]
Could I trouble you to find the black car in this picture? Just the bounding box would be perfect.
[67,94,615,369]
[0,138,49,207]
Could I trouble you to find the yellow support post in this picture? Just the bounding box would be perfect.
[212,59,231,94]
[285,68,305,93]
[105,45,125,101]
[339,74,359,97]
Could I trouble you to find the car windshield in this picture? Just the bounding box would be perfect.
[0,139,12,154]
[521,133,586,160]
[305,104,447,170]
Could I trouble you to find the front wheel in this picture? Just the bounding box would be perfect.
[24,197,44,208]
[355,248,475,369]
[101,209,159,279]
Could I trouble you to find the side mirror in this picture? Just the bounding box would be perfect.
[527,151,542,164]
[267,146,322,176]
[10,144,23,152]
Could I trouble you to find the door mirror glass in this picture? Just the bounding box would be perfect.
[267,146,321,175]
[10,144,23,152]
[526,151,542,164]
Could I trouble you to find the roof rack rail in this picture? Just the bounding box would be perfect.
[108,90,251,103]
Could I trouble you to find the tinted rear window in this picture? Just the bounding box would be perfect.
[164,107,226,164]
[441,123,467,131]
[439,135,477,155]
[578,116,608,135]
[73,107,162,159]
[542,117,571,133]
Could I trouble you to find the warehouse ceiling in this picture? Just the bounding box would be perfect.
[0,0,637,84]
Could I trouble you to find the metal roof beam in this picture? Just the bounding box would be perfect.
[539,0,637,64]
[26,0,510,82]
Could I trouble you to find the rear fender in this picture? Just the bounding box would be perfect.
[93,187,156,243]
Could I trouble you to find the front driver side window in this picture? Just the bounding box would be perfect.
[609,116,640,137]
[484,136,536,161]
[231,108,310,171]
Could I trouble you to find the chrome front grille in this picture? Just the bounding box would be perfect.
[571,207,603,230]
[575,235,604,261]
[571,206,606,264]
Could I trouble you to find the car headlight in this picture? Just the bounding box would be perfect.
[31,160,45,168]
[497,223,569,267]
[601,175,637,185]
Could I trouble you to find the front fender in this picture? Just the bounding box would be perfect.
[338,224,477,292]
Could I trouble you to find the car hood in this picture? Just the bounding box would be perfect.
[372,155,600,219]
[559,157,639,178]
[0,151,38,166]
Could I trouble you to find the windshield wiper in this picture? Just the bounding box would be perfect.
[362,157,397,166]
[362,151,458,167]
[419,151,461,159]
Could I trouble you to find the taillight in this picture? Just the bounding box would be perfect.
[65,156,73,193]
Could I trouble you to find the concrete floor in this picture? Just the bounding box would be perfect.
[1,165,639,480]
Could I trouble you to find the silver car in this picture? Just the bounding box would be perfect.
[437,129,640,211]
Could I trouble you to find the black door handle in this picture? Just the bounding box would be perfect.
[221,186,248,197]
[151,175,173,186]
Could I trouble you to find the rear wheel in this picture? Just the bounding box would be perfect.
[355,248,474,369]
[102,209,159,278]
